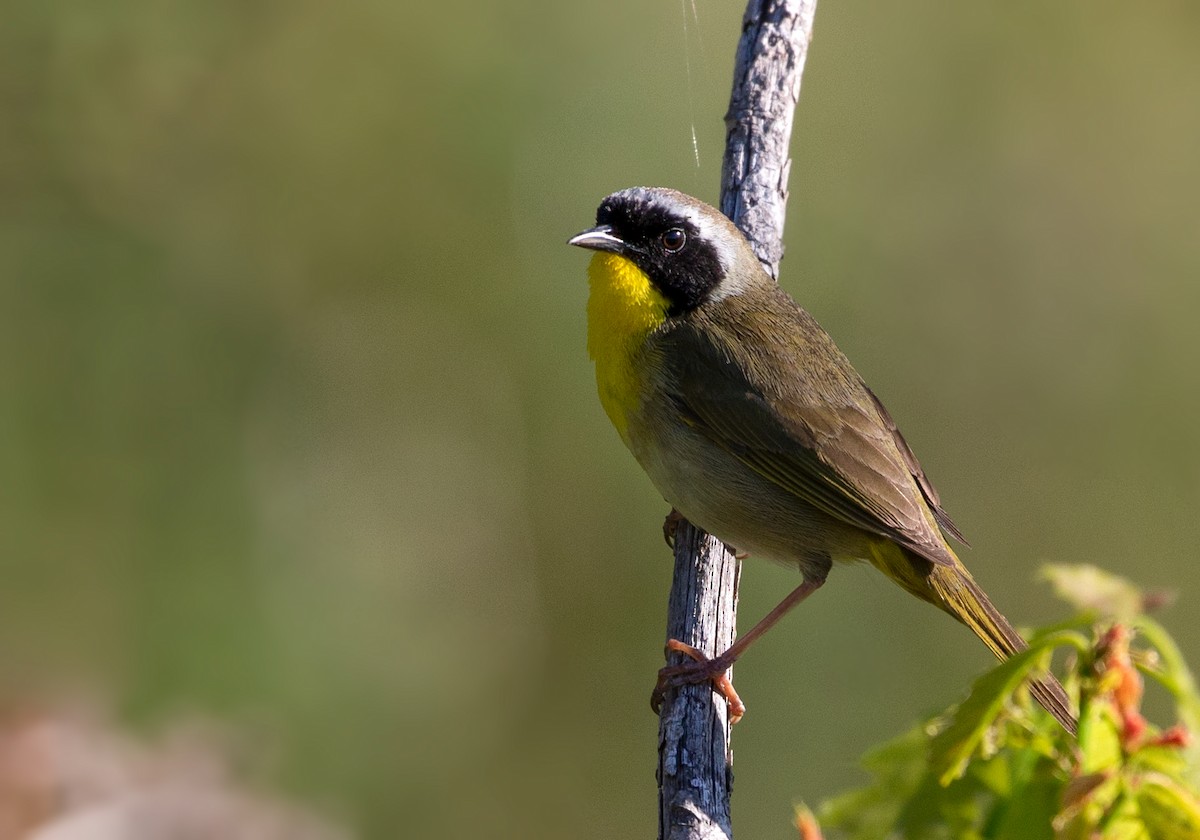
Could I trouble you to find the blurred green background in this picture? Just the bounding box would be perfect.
[2,1,1198,837]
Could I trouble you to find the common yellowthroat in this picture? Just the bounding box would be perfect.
[568,186,1075,734]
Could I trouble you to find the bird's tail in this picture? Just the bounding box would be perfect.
[928,561,1077,736]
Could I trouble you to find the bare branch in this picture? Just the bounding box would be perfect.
[656,2,818,839]
[722,0,818,277]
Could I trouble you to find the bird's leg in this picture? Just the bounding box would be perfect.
[651,575,826,723]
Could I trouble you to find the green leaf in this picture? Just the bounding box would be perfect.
[1133,615,1200,785]
[1040,564,1145,622]
[1078,697,1124,776]
[988,763,1059,840]
[819,723,931,840]
[1134,616,1200,716]
[1129,743,1189,778]
[929,631,1085,786]
[1135,772,1200,840]
[897,766,989,839]
[1054,773,1124,840]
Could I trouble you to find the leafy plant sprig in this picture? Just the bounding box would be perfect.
[805,566,1200,840]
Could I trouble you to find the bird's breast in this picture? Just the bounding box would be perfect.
[585,252,670,442]
[625,395,879,573]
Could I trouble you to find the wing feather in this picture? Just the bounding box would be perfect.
[658,290,960,567]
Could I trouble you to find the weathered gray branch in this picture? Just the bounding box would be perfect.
[656,3,818,839]
[722,0,818,279]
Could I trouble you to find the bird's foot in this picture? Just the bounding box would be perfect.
[651,639,745,724]
[662,508,684,548]
[662,510,748,559]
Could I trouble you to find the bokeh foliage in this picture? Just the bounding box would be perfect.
[2,2,1198,838]
[818,567,1200,840]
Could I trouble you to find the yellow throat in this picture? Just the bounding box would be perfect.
[585,251,670,442]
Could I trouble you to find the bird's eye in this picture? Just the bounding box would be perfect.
[660,228,686,252]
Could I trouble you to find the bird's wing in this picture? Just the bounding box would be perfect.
[863,385,969,546]
[658,300,958,567]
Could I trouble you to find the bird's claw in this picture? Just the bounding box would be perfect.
[662,509,748,559]
[651,638,746,723]
[662,509,684,548]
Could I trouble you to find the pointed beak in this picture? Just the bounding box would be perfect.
[567,225,625,254]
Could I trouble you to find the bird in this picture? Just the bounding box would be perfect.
[567,186,1076,734]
